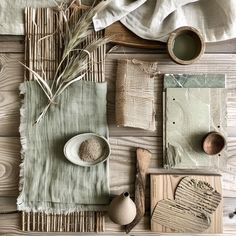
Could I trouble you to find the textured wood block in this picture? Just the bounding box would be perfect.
[150,174,223,233]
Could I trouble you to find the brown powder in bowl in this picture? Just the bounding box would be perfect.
[79,137,107,162]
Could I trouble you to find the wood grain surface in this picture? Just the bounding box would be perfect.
[0,54,24,90]
[0,38,235,235]
[105,22,165,49]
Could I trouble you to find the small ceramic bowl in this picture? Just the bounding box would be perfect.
[167,26,205,65]
[202,132,226,155]
[64,133,111,167]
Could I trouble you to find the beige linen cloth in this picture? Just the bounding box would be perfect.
[93,0,236,42]
[1,0,236,42]
[0,0,93,35]
[116,59,157,131]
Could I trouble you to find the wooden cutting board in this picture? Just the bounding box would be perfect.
[150,174,223,233]
[105,22,166,49]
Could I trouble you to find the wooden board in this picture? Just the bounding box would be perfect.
[105,22,165,49]
[150,174,223,233]
[0,38,236,235]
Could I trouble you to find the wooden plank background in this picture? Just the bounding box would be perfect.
[0,36,235,235]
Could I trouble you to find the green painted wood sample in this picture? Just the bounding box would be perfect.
[163,74,227,169]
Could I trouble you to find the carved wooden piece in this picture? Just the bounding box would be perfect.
[175,177,222,214]
[150,174,223,233]
[125,148,151,233]
[152,177,222,233]
[152,199,211,233]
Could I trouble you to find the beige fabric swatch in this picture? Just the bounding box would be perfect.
[0,0,93,35]
[115,59,157,131]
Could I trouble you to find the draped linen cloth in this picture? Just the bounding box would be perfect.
[17,80,109,213]
[0,0,92,35]
[93,0,236,42]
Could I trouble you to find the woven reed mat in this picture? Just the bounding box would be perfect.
[116,59,158,131]
[19,5,108,232]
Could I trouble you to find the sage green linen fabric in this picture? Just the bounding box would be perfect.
[17,80,109,213]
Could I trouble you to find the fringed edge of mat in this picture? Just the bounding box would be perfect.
[17,82,27,209]
[21,211,105,232]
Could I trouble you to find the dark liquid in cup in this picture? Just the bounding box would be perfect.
[173,33,201,61]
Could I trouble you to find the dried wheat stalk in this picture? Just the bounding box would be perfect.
[23,1,110,124]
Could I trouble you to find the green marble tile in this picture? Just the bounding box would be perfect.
[164,74,225,89]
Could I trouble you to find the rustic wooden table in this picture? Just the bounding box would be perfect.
[0,36,235,235]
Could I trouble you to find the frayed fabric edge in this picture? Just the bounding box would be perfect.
[17,82,27,209]
[17,82,109,214]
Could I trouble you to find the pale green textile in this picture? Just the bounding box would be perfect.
[17,80,109,213]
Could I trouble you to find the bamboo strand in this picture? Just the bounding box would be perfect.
[79,212,81,232]
[40,8,45,78]
[98,31,101,82]
[32,212,35,231]
[63,214,66,232]
[32,8,36,75]
[51,8,55,79]
[60,214,63,232]
[29,8,32,80]
[94,211,96,232]
[82,211,85,232]
[22,212,25,231]
[101,211,103,232]
[47,213,49,232]
[41,212,44,231]
[86,212,88,232]
[27,212,30,231]
[71,213,74,232]
[96,212,98,232]
[94,32,97,82]
[99,211,101,232]
[32,9,35,75]
[75,212,78,232]
[67,214,70,231]
[56,214,59,232]
[37,212,39,231]
[24,8,27,80]
[53,213,55,232]
[35,8,39,75]
[88,211,91,232]
[45,8,48,80]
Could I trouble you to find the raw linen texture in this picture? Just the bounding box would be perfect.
[17,80,110,213]
[116,59,157,131]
